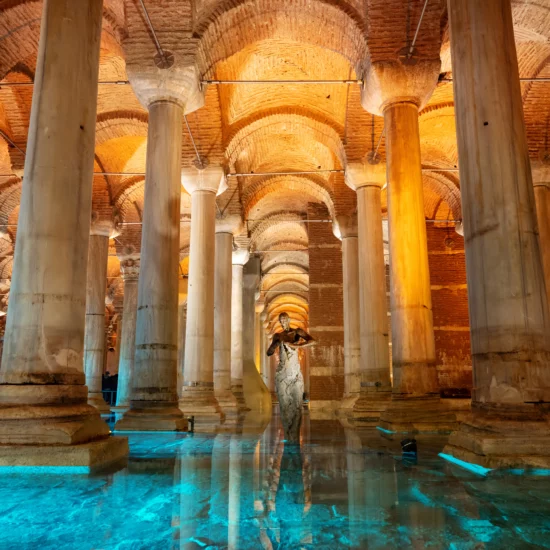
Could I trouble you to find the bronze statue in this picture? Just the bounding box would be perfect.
[267,312,315,442]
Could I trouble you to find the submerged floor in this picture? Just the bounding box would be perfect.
[1,414,550,549]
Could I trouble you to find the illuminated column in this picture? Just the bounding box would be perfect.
[177,299,187,399]
[116,99,186,432]
[0,0,128,467]
[361,55,456,432]
[84,221,117,413]
[254,294,265,372]
[115,258,140,409]
[231,249,250,411]
[345,163,391,424]
[214,224,240,418]
[180,166,226,427]
[442,0,550,468]
[259,311,268,384]
[335,215,361,412]
[532,163,550,308]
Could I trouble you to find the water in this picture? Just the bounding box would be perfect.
[1,415,550,549]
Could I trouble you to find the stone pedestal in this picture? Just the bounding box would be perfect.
[180,166,227,429]
[114,258,139,410]
[442,0,550,468]
[0,0,128,468]
[115,100,187,432]
[213,230,241,421]
[345,163,392,425]
[361,58,455,432]
[334,215,361,414]
[84,229,113,413]
[231,249,251,411]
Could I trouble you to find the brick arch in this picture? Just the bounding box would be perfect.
[226,113,345,171]
[251,219,308,251]
[422,172,462,221]
[196,0,367,78]
[0,1,126,81]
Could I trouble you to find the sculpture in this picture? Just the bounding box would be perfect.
[267,312,315,442]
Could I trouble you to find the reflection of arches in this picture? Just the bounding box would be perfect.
[196,0,366,77]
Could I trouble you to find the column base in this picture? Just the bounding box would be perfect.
[378,396,458,434]
[442,408,550,470]
[0,436,129,472]
[179,386,225,432]
[231,382,251,412]
[88,392,111,413]
[352,388,392,427]
[115,402,188,432]
[214,390,244,424]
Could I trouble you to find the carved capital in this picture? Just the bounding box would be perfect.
[333,214,358,240]
[232,248,250,266]
[120,258,140,281]
[90,210,121,238]
[215,214,244,235]
[361,58,440,116]
[181,165,227,195]
[345,162,387,191]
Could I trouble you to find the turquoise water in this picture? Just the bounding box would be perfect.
[1,415,550,549]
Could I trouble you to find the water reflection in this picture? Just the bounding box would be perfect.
[1,416,550,549]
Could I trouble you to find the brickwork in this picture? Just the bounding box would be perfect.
[307,202,344,405]
[426,224,472,396]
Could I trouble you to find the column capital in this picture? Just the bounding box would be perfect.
[215,214,244,235]
[120,258,140,281]
[128,63,205,114]
[181,165,227,196]
[232,248,250,266]
[360,59,440,116]
[531,160,550,187]
[345,162,386,191]
[90,211,120,238]
[333,214,358,240]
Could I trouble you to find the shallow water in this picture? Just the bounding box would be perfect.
[1,415,550,549]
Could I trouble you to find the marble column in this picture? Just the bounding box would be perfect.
[345,163,391,424]
[443,0,550,469]
[532,164,550,309]
[361,56,456,432]
[213,228,240,418]
[335,215,361,413]
[177,300,187,400]
[254,294,265,372]
[0,0,128,467]
[84,224,115,413]
[116,100,186,432]
[180,166,226,427]
[231,249,250,411]
[114,258,140,409]
[259,312,268,385]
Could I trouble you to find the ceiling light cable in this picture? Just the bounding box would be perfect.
[407,0,430,59]
[137,0,170,67]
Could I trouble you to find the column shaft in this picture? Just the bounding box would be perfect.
[213,232,239,416]
[115,270,139,408]
[448,0,550,410]
[535,184,550,308]
[231,264,248,409]
[442,0,550,469]
[84,234,110,412]
[357,186,390,388]
[385,102,438,397]
[180,190,223,424]
[0,0,128,466]
[116,100,185,431]
[177,302,187,399]
[341,235,361,405]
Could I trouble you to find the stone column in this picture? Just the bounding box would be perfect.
[259,311,268,385]
[180,166,226,427]
[84,223,116,413]
[177,300,187,400]
[334,215,361,413]
[532,163,550,309]
[231,249,250,411]
[254,294,265,372]
[116,100,187,432]
[345,163,391,425]
[0,0,128,467]
[361,57,456,433]
[213,227,240,418]
[442,0,550,469]
[114,258,140,409]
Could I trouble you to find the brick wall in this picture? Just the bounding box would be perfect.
[426,224,472,396]
[307,203,345,407]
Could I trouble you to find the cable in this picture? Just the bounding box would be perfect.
[408,0,430,59]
